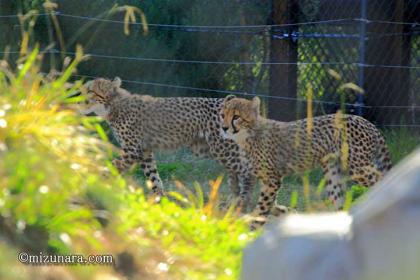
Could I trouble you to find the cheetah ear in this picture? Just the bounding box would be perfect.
[84,80,93,91]
[224,94,236,102]
[112,77,122,88]
[222,95,236,107]
[252,96,261,114]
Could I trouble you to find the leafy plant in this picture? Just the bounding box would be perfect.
[0,46,253,279]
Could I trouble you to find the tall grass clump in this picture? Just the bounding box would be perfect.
[0,48,253,279]
[383,127,419,164]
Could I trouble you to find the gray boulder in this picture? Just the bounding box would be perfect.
[243,148,420,280]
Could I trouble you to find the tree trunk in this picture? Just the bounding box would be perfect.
[363,0,412,126]
[268,0,299,121]
[236,1,254,94]
[0,0,15,53]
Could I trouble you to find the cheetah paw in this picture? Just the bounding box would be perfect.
[270,205,296,217]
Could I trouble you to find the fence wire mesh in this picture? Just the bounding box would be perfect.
[0,0,419,127]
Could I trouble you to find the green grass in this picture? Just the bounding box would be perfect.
[136,128,419,212]
[2,10,417,279]
[0,48,254,280]
[384,128,419,164]
[1,46,417,280]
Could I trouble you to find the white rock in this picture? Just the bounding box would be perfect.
[243,148,420,280]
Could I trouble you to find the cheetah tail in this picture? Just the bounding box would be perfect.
[375,134,392,174]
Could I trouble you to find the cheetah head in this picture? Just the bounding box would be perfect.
[81,77,123,117]
[221,95,261,141]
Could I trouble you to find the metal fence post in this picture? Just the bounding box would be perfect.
[357,0,367,116]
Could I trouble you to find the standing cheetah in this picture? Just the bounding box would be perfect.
[220,95,392,227]
[82,77,256,209]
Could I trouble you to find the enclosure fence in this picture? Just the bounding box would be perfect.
[0,0,419,128]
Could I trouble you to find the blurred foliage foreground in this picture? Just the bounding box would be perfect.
[0,49,253,280]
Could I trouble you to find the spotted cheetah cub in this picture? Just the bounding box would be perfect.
[82,78,256,207]
[221,95,392,226]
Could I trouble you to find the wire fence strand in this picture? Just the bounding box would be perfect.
[2,49,419,69]
[1,8,419,126]
[68,73,420,110]
[66,72,420,128]
[1,12,417,27]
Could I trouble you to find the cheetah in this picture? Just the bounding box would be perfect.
[82,77,256,209]
[220,95,392,227]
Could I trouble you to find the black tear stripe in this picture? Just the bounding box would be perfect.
[88,90,105,100]
[231,118,239,134]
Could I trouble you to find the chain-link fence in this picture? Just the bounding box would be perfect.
[265,0,419,126]
[0,0,419,127]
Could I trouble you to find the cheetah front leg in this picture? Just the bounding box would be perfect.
[250,176,282,230]
[232,156,257,213]
[227,171,240,196]
[140,151,165,197]
[112,147,164,197]
[322,162,346,210]
[222,165,254,212]
[112,147,142,173]
[237,173,257,213]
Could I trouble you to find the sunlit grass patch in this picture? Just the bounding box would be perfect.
[0,30,416,278]
[0,49,253,279]
[116,179,253,279]
[383,127,419,164]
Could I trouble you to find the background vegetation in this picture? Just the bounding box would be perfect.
[0,50,416,279]
[2,0,418,125]
[0,49,254,279]
[0,1,418,279]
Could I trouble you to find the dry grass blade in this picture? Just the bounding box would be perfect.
[173,180,198,207]
[306,83,313,138]
[339,83,365,94]
[121,5,149,36]
[43,0,66,55]
[203,175,223,217]
[327,69,342,80]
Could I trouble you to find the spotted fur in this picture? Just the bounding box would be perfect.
[221,95,392,228]
[83,78,256,207]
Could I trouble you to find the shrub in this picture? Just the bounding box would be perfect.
[0,48,253,279]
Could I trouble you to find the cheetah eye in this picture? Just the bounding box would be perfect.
[232,115,240,121]
[89,90,105,100]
